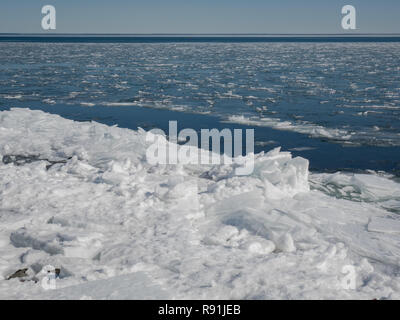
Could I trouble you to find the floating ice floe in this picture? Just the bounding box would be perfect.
[225,115,353,142]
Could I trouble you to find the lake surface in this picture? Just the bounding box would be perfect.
[1,37,399,174]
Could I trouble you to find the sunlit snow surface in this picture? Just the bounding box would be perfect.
[1,108,400,299]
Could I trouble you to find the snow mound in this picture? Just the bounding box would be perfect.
[0,108,400,300]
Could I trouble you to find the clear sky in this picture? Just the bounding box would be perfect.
[0,0,399,34]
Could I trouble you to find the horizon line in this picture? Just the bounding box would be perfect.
[1,33,400,36]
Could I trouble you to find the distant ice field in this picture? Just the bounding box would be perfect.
[0,41,400,174]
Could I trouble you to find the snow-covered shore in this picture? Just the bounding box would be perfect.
[0,108,399,299]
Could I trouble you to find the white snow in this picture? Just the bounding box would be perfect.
[0,108,400,300]
[226,115,353,141]
[368,217,400,234]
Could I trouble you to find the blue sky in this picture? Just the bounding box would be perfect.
[0,0,399,34]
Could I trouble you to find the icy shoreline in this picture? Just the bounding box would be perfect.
[0,108,400,300]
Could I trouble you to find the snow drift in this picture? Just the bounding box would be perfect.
[0,108,400,300]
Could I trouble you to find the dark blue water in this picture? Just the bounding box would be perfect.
[1,35,400,43]
[0,38,399,174]
[1,103,399,175]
